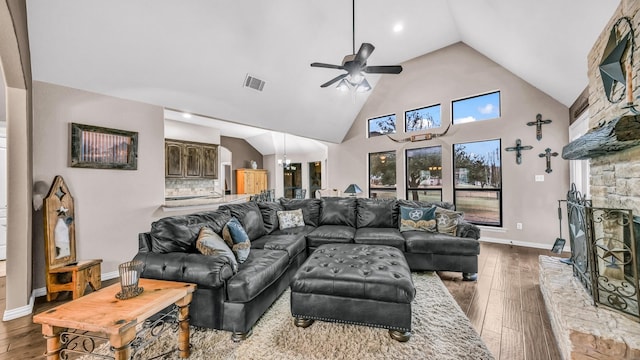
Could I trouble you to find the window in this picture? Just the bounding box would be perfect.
[368,114,396,138]
[405,104,441,132]
[369,151,396,199]
[406,146,442,202]
[453,139,502,226]
[452,91,501,124]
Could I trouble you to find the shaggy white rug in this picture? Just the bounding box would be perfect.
[92,272,494,360]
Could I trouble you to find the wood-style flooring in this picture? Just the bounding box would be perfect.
[0,242,562,360]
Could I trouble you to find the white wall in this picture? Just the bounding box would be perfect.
[328,42,570,248]
[32,81,165,288]
[164,119,220,144]
[267,150,327,198]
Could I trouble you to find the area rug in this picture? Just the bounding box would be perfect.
[97,272,494,360]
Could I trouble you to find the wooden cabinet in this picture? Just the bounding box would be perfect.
[236,169,268,194]
[165,139,218,179]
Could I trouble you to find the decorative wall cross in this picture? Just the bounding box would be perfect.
[505,139,533,165]
[539,148,558,174]
[527,114,552,141]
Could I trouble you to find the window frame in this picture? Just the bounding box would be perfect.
[404,104,442,132]
[452,90,501,125]
[368,150,397,199]
[367,114,397,138]
[405,145,443,202]
[452,139,502,227]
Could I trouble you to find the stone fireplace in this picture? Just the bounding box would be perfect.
[540,1,640,359]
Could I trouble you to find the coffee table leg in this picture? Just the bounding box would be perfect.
[176,293,193,358]
[110,326,136,360]
[41,324,63,360]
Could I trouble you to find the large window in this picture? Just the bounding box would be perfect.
[406,146,442,202]
[369,151,396,199]
[368,114,396,138]
[452,91,501,124]
[453,139,502,226]
[405,104,441,132]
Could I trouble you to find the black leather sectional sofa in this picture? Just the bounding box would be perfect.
[134,197,481,340]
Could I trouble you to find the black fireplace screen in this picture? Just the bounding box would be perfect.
[565,184,640,321]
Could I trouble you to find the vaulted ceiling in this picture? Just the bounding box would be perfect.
[26,0,619,144]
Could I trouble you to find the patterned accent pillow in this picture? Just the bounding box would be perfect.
[276,209,305,230]
[222,218,251,263]
[399,206,437,232]
[435,207,465,235]
[196,227,238,273]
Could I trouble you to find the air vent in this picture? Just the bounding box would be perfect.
[244,74,265,91]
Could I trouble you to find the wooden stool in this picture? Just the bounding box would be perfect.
[46,259,102,301]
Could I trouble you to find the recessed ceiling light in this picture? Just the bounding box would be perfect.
[182,113,192,119]
[393,23,403,33]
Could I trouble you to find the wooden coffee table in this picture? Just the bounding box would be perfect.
[33,278,196,360]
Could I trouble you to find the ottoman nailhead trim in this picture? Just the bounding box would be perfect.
[292,313,411,333]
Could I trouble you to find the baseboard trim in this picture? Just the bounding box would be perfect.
[3,270,121,321]
[480,236,571,253]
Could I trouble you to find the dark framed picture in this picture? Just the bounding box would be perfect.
[70,123,138,170]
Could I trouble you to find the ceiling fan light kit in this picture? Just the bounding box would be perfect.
[311,0,402,92]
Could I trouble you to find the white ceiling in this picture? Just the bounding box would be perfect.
[26,0,619,145]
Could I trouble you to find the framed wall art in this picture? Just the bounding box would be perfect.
[70,123,138,170]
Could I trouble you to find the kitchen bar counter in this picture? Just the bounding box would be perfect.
[162,194,251,212]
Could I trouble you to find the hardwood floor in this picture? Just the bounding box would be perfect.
[441,242,564,360]
[0,243,562,360]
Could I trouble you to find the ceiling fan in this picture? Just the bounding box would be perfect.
[311,0,403,91]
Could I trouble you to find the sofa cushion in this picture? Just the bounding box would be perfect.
[219,202,266,241]
[149,209,231,253]
[320,197,357,227]
[195,227,238,273]
[399,206,437,232]
[279,198,321,227]
[435,207,464,235]
[250,233,306,260]
[222,218,251,263]
[356,198,398,228]
[270,225,317,236]
[398,199,455,211]
[257,202,284,234]
[306,225,355,248]
[277,209,306,230]
[227,249,289,302]
[353,228,405,251]
[403,231,480,256]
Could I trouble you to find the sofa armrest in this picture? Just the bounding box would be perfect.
[138,233,152,252]
[133,252,234,288]
[456,220,481,240]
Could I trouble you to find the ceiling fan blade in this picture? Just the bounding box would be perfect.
[311,62,344,70]
[320,73,348,88]
[364,65,403,74]
[354,43,375,64]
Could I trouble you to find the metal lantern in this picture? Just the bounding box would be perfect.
[116,260,144,300]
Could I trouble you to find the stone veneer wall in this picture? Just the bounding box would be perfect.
[588,0,640,213]
[539,256,640,359]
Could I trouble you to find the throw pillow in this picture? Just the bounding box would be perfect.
[222,218,251,263]
[196,227,238,273]
[399,206,437,232]
[276,209,305,230]
[435,207,465,235]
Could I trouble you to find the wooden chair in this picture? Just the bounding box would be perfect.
[43,175,102,301]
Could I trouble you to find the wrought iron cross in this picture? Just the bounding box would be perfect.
[538,148,558,174]
[505,139,533,165]
[527,113,552,141]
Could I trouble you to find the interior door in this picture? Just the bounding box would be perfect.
[309,161,321,198]
[283,163,302,198]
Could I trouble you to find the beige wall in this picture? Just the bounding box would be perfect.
[32,81,165,288]
[329,42,570,248]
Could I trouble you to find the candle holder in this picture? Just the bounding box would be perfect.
[115,260,144,300]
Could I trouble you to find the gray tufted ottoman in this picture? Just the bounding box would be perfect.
[290,244,416,341]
